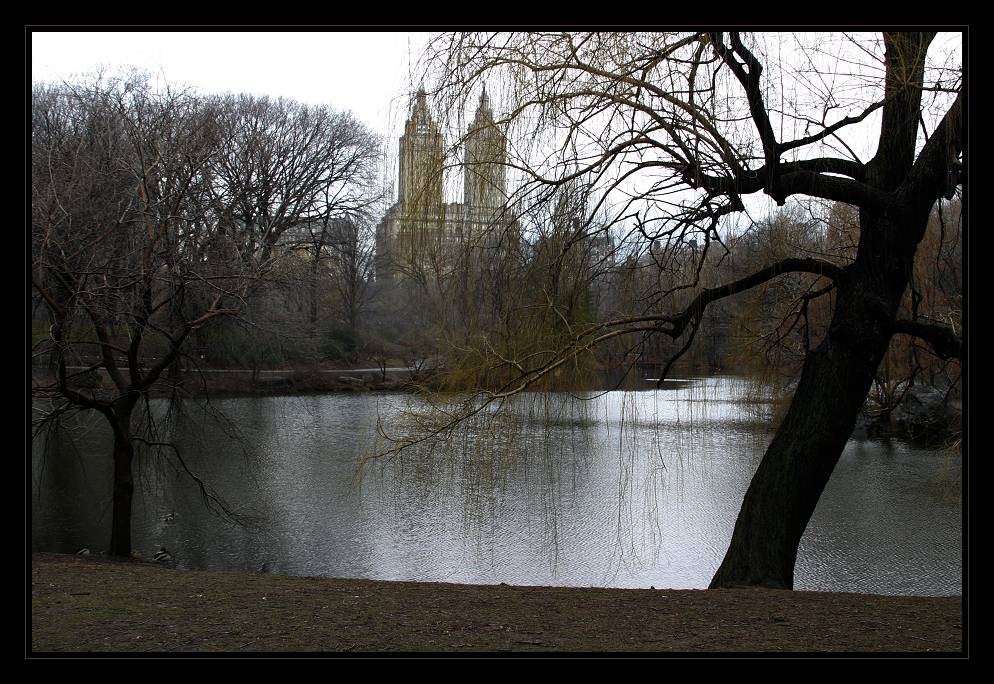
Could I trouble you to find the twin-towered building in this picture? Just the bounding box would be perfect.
[375,88,516,280]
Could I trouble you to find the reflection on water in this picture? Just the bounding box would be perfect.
[31,378,961,596]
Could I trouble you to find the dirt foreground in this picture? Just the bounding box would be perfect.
[29,553,964,655]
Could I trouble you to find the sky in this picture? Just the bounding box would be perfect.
[30,31,430,141]
[30,30,961,234]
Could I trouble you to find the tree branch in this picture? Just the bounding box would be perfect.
[779,100,885,154]
[892,319,961,361]
[901,90,963,213]
[709,32,779,172]
[688,161,886,210]
[660,258,844,338]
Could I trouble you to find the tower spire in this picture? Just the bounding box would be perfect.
[478,86,491,118]
[473,86,493,127]
[411,87,429,124]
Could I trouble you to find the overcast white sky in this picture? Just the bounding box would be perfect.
[30,30,961,231]
[30,31,430,141]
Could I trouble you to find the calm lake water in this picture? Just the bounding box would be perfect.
[31,377,962,596]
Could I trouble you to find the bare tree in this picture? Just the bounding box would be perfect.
[202,95,382,365]
[31,74,384,556]
[398,31,963,589]
[31,74,258,556]
[322,217,378,356]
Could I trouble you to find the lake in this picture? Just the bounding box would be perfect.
[31,377,962,596]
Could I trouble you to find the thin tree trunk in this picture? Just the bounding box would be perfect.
[310,251,320,337]
[108,404,136,558]
[347,295,360,363]
[47,309,60,373]
[167,356,183,384]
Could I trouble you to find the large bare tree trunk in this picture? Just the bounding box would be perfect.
[709,31,957,589]
[711,206,925,588]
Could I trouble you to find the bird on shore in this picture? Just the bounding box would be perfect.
[153,547,174,563]
[75,548,91,556]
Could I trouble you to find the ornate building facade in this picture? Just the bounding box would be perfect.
[375,89,515,280]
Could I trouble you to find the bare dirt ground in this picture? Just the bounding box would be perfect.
[29,553,964,655]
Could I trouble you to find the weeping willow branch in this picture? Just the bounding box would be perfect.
[371,257,843,462]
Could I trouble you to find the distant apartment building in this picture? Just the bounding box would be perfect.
[375,89,517,280]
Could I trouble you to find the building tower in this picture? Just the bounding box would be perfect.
[376,87,517,282]
[376,89,448,276]
[462,88,508,232]
[398,88,445,213]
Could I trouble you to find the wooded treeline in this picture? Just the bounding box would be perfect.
[30,72,961,429]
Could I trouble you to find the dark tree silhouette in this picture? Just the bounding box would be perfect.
[411,31,963,589]
[31,74,381,557]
